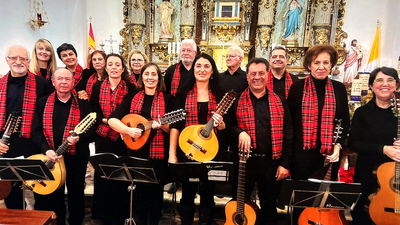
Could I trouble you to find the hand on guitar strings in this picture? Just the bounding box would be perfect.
[46,150,60,163]
[238,131,251,152]
[325,144,340,163]
[383,138,400,162]
[126,127,143,139]
[0,142,9,155]
[212,112,224,128]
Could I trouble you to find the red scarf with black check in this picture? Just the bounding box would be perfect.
[302,75,336,154]
[170,62,181,96]
[70,64,83,88]
[185,85,217,126]
[86,72,98,100]
[267,69,293,98]
[0,72,37,138]
[237,87,284,159]
[96,79,128,141]
[130,72,138,85]
[43,92,80,154]
[36,67,51,80]
[130,90,165,159]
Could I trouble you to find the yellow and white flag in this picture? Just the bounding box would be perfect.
[366,22,380,72]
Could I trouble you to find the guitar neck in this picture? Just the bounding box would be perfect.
[236,160,246,216]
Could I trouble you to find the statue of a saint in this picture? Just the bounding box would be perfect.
[343,39,363,84]
[158,0,174,39]
[283,0,302,40]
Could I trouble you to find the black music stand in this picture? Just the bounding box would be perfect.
[278,179,362,225]
[89,153,166,225]
[0,158,54,210]
[169,161,234,183]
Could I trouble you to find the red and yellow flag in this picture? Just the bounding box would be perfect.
[88,23,96,55]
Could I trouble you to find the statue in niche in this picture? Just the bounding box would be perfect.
[343,39,363,84]
[282,0,302,41]
[158,0,174,40]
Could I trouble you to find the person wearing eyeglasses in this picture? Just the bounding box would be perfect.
[128,49,148,85]
[0,45,53,209]
[267,46,299,99]
[348,67,400,225]
[164,39,197,96]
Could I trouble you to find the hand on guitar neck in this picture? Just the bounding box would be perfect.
[45,132,80,163]
[324,144,341,164]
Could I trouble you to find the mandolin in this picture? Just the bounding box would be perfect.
[179,90,236,162]
[298,119,347,225]
[121,109,187,150]
[224,148,258,225]
[369,91,400,225]
[24,112,96,195]
[0,112,21,200]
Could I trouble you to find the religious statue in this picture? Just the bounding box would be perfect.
[158,0,174,41]
[343,39,363,84]
[282,0,302,41]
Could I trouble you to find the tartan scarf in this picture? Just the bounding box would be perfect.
[266,69,293,98]
[237,88,284,159]
[43,92,80,155]
[130,72,138,85]
[130,90,165,159]
[170,62,181,96]
[185,85,217,126]
[302,75,336,154]
[86,72,98,100]
[68,64,83,88]
[0,71,37,138]
[96,79,128,141]
[36,67,51,80]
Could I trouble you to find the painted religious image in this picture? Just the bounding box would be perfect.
[343,39,363,84]
[274,0,308,46]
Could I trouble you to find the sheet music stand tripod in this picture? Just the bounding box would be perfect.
[279,179,362,225]
[89,153,162,225]
[0,158,54,210]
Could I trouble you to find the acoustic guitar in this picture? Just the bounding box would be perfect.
[369,91,400,225]
[179,90,236,162]
[298,119,347,225]
[224,148,258,225]
[121,109,187,150]
[24,112,96,195]
[0,112,21,200]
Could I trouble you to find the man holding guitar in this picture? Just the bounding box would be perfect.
[0,45,53,209]
[229,58,293,225]
[31,68,94,225]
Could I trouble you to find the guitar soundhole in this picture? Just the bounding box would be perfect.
[137,123,145,133]
[234,214,246,225]
[200,129,210,138]
[389,176,400,194]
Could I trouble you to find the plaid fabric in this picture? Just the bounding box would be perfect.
[170,62,181,96]
[85,72,98,100]
[237,87,284,159]
[0,71,37,138]
[302,75,336,154]
[130,90,166,159]
[71,64,84,88]
[36,67,51,80]
[130,72,137,85]
[96,79,128,141]
[43,92,80,154]
[266,69,293,98]
[185,85,217,126]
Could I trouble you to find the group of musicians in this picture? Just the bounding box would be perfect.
[0,38,398,225]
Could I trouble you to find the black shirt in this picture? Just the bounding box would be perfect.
[39,68,48,79]
[75,68,95,92]
[218,67,248,96]
[272,73,300,99]
[164,62,192,95]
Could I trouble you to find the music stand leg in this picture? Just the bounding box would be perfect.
[125,182,136,225]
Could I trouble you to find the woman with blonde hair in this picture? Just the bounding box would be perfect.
[127,49,148,85]
[29,38,57,80]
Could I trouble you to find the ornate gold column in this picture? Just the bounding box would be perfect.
[312,0,332,45]
[255,0,275,57]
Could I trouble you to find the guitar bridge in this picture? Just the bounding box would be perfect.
[187,139,207,154]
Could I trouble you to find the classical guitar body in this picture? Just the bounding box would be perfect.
[369,162,400,225]
[121,114,151,150]
[224,200,258,225]
[298,208,347,225]
[25,154,66,195]
[178,124,218,162]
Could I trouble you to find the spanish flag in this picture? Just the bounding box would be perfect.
[366,22,380,72]
[88,23,96,55]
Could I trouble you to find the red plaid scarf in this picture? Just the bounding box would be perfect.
[86,72,98,100]
[237,88,284,159]
[43,92,80,154]
[0,72,37,138]
[36,67,51,80]
[266,69,293,98]
[170,62,181,96]
[185,85,217,126]
[96,79,128,141]
[130,72,138,85]
[302,75,336,154]
[69,64,83,88]
[130,90,165,159]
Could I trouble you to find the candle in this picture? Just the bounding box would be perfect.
[168,43,171,54]
[176,42,180,54]
[172,42,176,54]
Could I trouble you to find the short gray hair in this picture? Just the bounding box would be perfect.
[227,45,244,58]
[5,45,30,59]
[181,39,197,51]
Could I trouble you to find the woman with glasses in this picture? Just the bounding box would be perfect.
[348,67,400,225]
[29,38,57,80]
[127,49,148,85]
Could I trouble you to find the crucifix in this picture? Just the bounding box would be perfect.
[105,35,118,53]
